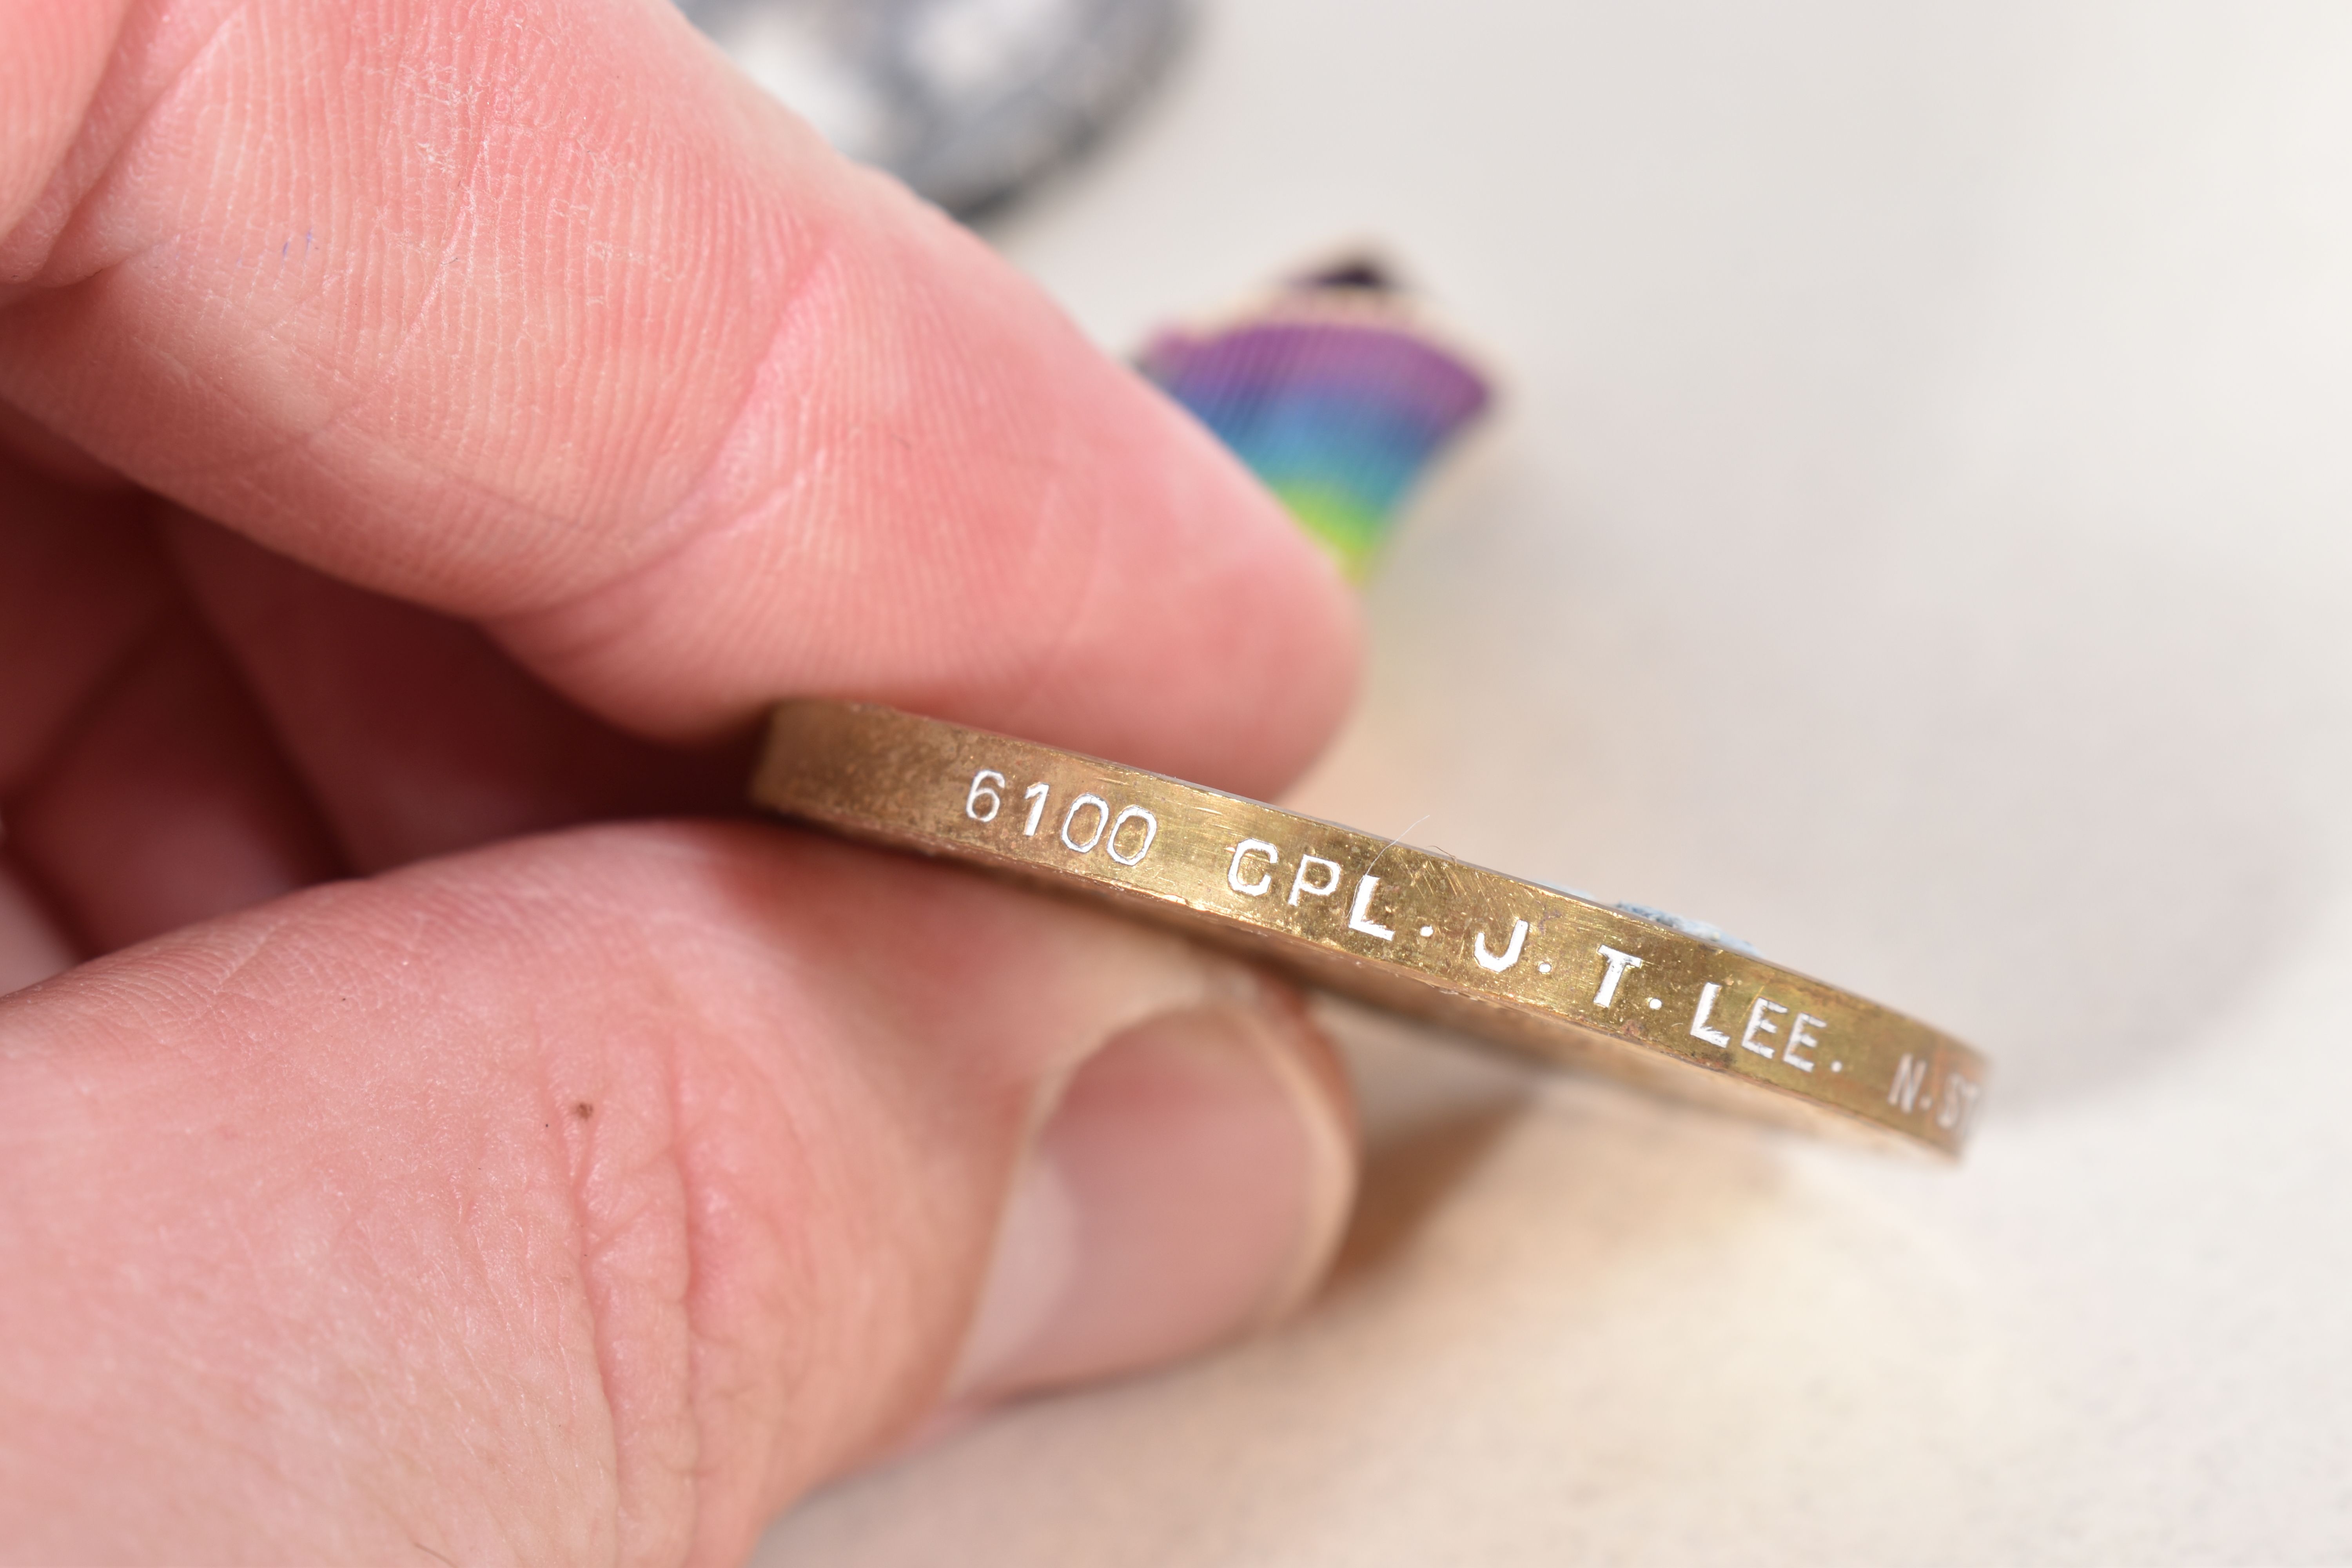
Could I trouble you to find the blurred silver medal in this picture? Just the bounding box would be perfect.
[674,0,1190,215]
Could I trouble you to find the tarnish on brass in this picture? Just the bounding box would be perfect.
[752,701,1990,1159]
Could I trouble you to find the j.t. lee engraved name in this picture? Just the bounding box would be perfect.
[957,765,1979,1139]
[1220,834,1838,1073]
[963,767,1160,865]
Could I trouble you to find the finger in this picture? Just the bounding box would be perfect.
[0,394,123,488]
[0,858,76,993]
[171,512,748,872]
[1,450,341,954]
[0,824,1356,1563]
[0,0,1358,798]
[0,447,165,795]
[0,0,128,239]
[7,604,343,950]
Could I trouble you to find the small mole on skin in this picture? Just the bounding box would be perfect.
[573,1102,594,1120]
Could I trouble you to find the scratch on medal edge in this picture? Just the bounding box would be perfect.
[1365,814,1431,877]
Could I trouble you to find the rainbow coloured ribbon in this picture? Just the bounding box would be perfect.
[1140,260,1493,581]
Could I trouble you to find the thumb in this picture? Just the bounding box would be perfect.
[0,824,1354,1565]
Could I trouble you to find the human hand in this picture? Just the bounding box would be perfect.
[0,1,1361,1560]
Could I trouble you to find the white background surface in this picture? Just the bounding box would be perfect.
[755,1,2352,1561]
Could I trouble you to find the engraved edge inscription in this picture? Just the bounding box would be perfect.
[753,701,1988,1157]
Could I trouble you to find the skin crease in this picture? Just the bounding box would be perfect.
[0,828,1287,1563]
[0,0,1365,1563]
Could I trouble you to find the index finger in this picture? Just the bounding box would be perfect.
[0,0,1358,797]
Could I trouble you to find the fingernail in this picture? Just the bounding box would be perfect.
[947,991,1356,1402]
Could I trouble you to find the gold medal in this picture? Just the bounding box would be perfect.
[752,701,1989,1158]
